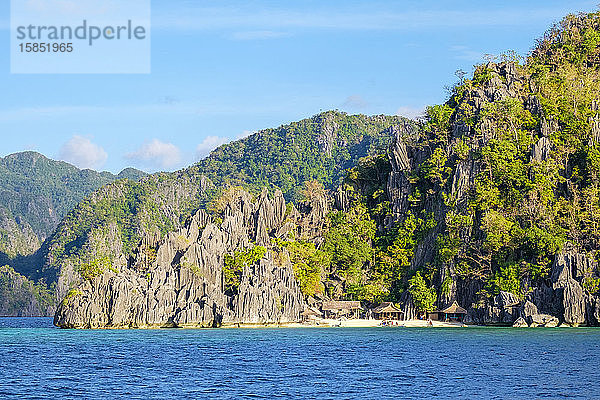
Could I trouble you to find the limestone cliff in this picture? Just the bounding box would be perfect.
[380,21,600,326]
[54,189,304,328]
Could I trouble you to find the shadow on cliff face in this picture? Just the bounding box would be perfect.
[0,248,55,317]
[0,248,44,281]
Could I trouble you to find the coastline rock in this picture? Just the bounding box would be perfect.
[512,317,529,328]
[465,291,521,325]
[520,300,538,320]
[529,313,559,327]
[54,189,305,329]
[550,248,592,326]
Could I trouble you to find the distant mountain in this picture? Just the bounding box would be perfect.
[0,151,147,315]
[0,151,147,245]
[116,167,149,182]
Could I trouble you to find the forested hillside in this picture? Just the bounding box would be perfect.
[194,112,403,200]
[32,112,411,310]
[300,11,600,326]
[0,151,146,315]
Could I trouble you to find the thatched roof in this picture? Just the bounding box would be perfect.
[440,301,467,314]
[301,307,322,317]
[372,302,403,314]
[322,301,361,311]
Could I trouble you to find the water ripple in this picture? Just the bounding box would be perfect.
[0,318,599,399]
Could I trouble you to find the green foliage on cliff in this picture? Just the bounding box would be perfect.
[485,264,527,299]
[0,265,53,316]
[62,288,83,305]
[322,204,376,282]
[223,245,267,296]
[77,256,112,281]
[374,211,437,299]
[281,240,327,297]
[408,271,437,313]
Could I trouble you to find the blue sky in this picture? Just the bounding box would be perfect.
[0,0,597,173]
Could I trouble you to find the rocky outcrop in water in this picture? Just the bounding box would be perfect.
[453,247,599,327]
[529,247,597,326]
[54,189,305,328]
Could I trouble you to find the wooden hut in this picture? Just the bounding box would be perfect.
[373,302,404,320]
[439,301,467,322]
[301,307,322,322]
[321,301,361,319]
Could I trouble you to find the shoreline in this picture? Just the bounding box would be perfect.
[9,316,582,329]
[220,318,467,329]
[294,318,467,328]
[47,318,467,330]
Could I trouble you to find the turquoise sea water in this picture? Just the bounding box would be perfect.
[0,318,599,399]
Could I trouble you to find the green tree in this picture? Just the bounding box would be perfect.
[223,245,267,296]
[284,240,328,297]
[322,204,376,285]
[408,271,437,313]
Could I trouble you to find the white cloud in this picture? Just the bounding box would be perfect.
[126,139,182,170]
[342,95,369,111]
[396,106,425,120]
[59,135,107,170]
[196,136,230,159]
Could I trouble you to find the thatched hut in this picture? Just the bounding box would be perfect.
[301,307,322,322]
[321,301,361,319]
[373,302,404,320]
[438,301,467,322]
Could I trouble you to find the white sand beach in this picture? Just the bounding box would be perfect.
[298,318,467,328]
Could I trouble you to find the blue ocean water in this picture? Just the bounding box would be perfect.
[0,318,599,399]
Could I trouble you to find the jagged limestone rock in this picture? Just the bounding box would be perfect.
[496,291,520,324]
[540,117,559,137]
[551,249,590,326]
[531,137,552,162]
[562,281,586,326]
[586,295,600,326]
[54,189,304,328]
[529,313,559,327]
[294,189,329,243]
[520,300,538,320]
[512,317,529,328]
[387,122,421,225]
